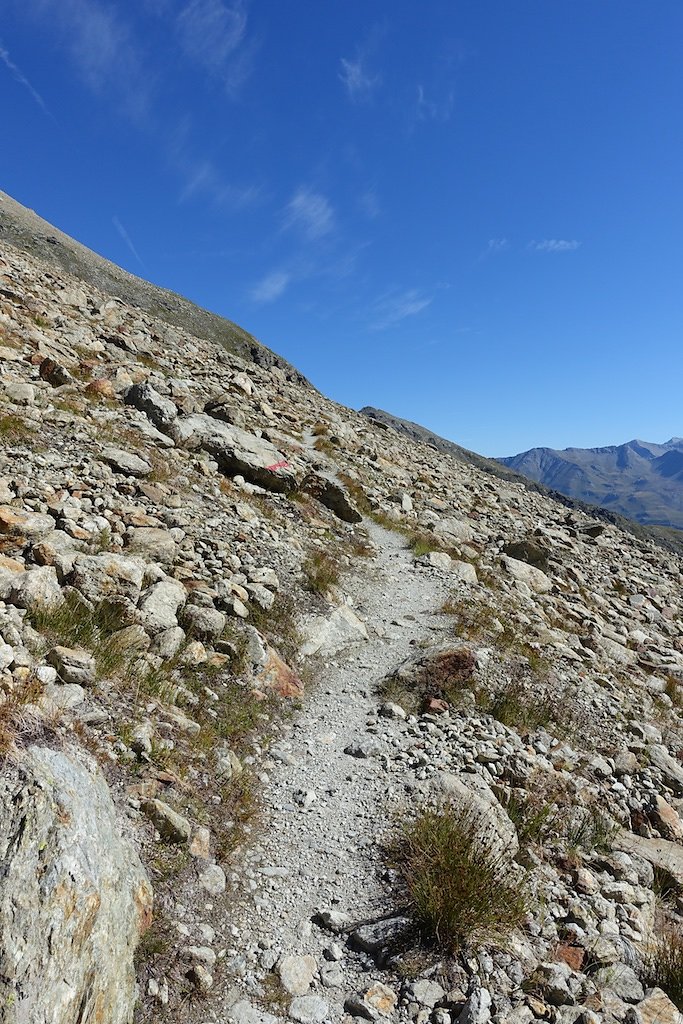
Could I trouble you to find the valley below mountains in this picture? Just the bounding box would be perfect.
[0,192,682,1024]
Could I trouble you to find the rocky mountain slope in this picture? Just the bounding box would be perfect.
[499,438,683,531]
[0,189,305,382]
[1,226,683,1024]
[361,407,683,555]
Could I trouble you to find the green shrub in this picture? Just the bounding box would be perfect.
[390,804,529,952]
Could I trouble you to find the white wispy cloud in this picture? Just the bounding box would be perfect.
[112,215,145,268]
[284,188,335,241]
[359,189,380,220]
[177,156,261,208]
[529,239,581,253]
[371,287,433,331]
[339,53,380,101]
[0,37,54,119]
[175,0,253,94]
[21,0,152,123]
[250,270,290,304]
[486,238,509,254]
[416,83,455,122]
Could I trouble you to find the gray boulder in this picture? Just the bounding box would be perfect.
[300,472,362,522]
[124,527,177,564]
[300,604,368,657]
[9,566,64,613]
[172,414,298,492]
[0,745,152,1023]
[47,646,96,685]
[100,446,152,477]
[137,579,186,633]
[501,554,552,593]
[124,382,178,431]
[68,553,146,605]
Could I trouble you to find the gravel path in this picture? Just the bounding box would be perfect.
[224,520,453,1021]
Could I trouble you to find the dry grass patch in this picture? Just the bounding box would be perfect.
[478,671,560,732]
[665,675,683,711]
[314,436,336,455]
[410,533,438,558]
[641,929,683,1010]
[0,676,46,757]
[380,647,476,714]
[338,472,372,515]
[30,594,131,679]
[302,549,342,594]
[390,804,529,953]
[248,592,302,665]
[0,414,31,441]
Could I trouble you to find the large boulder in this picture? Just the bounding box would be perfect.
[9,566,64,613]
[124,527,177,564]
[124,382,178,432]
[501,554,552,594]
[68,553,146,605]
[0,745,152,1023]
[300,605,368,658]
[0,506,55,544]
[170,414,298,492]
[137,579,186,634]
[300,472,362,523]
[100,446,152,478]
[432,516,473,544]
[613,828,683,886]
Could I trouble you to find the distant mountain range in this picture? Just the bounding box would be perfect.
[498,437,683,530]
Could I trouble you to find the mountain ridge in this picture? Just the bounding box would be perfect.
[0,189,306,383]
[499,436,683,530]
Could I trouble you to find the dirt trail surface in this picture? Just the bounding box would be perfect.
[222,522,452,1022]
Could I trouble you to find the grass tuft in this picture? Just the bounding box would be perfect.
[301,550,341,594]
[563,805,616,858]
[478,673,559,732]
[410,534,437,558]
[390,804,529,953]
[30,593,131,679]
[0,676,48,758]
[0,414,31,441]
[641,929,683,1010]
[248,592,301,664]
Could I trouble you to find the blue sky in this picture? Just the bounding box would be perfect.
[2,1,682,456]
